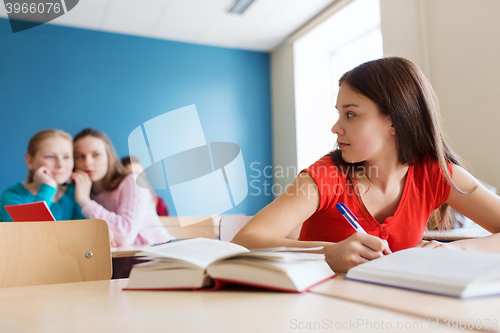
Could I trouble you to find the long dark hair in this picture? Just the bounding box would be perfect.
[329,57,467,230]
[74,128,128,192]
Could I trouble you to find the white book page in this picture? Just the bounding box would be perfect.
[137,238,249,269]
[227,252,325,262]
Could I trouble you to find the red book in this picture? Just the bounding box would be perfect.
[5,201,56,222]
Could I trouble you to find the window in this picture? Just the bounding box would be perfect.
[294,0,383,170]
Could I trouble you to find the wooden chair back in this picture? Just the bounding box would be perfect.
[159,216,216,239]
[0,219,112,288]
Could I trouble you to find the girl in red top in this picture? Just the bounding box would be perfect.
[232,57,500,273]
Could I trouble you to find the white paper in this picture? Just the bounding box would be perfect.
[137,238,249,268]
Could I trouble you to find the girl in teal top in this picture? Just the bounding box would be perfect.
[0,129,84,222]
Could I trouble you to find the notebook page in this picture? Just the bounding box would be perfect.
[348,248,500,284]
[137,238,249,269]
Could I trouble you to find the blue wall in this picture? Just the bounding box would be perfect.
[0,18,273,216]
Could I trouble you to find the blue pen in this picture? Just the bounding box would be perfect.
[336,203,392,253]
[336,203,367,234]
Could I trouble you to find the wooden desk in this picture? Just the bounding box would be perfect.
[0,278,462,333]
[311,276,500,332]
[111,246,144,258]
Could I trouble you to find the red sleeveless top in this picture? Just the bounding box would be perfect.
[298,156,452,252]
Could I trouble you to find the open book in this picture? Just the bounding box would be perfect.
[345,248,500,298]
[125,238,334,293]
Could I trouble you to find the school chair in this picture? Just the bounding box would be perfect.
[219,215,250,242]
[219,215,302,242]
[159,216,217,239]
[211,214,223,239]
[0,219,112,288]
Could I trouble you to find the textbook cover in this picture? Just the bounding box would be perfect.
[5,201,56,222]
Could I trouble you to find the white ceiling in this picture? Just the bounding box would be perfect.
[0,0,336,51]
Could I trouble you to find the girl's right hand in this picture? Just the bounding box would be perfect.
[324,233,391,273]
[33,166,58,189]
[71,170,92,208]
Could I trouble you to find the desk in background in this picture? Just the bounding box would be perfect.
[111,227,492,257]
[111,246,148,279]
[111,246,144,258]
[423,228,492,241]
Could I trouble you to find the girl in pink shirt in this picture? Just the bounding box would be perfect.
[72,128,174,246]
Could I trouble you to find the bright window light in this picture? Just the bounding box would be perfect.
[294,0,383,170]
